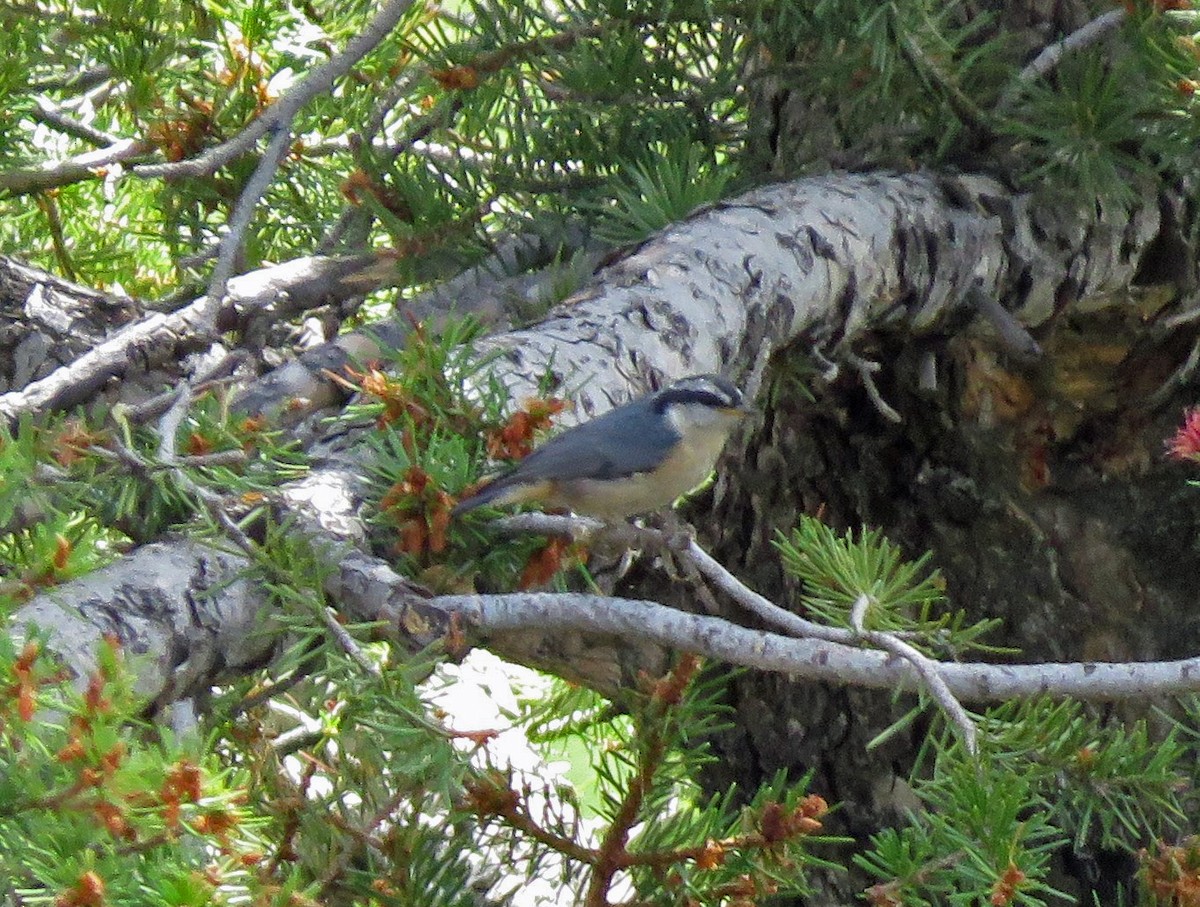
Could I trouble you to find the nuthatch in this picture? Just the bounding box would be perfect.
[452,374,750,520]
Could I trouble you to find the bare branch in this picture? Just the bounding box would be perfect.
[205,123,298,306]
[997,9,1127,111]
[122,352,249,424]
[0,139,151,196]
[845,352,902,423]
[29,98,121,147]
[433,589,1200,703]
[848,594,978,755]
[0,304,211,424]
[681,534,856,643]
[968,285,1043,362]
[28,65,112,94]
[0,253,395,425]
[494,512,905,646]
[134,0,419,180]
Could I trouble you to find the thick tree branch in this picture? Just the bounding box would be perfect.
[14,538,1200,710]
[442,590,1200,703]
[0,254,397,423]
[3,171,1164,429]
[464,171,1159,410]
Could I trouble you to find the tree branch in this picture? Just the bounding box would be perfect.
[0,139,151,196]
[22,524,1200,715]
[997,9,1128,112]
[849,593,978,755]
[0,253,397,424]
[436,589,1200,703]
[134,0,419,180]
[29,97,121,147]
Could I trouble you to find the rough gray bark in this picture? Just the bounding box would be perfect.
[470,171,1166,409]
[0,256,143,394]
[9,537,273,708]
[0,253,398,421]
[678,329,1200,903]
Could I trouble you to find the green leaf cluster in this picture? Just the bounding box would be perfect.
[0,636,280,905]
[6,0,1199,296]
[775,515,1001,657]
[858,698,1197,906]
[0,397,303,612]
[490,656,844,905]
[354,317,583,591]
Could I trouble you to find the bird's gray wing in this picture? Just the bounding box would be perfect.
[500,397,677,483]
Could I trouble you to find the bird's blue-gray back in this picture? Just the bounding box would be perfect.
[502,396,679,482]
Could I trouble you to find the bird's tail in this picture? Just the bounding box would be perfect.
[452,475,549,517]
[451,477,516,517]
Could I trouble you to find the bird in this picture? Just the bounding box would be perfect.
[452,374,751,520]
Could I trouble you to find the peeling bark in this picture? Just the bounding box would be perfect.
[10,538,273,707]
[471,172,1167,413]
[0,256,143,394]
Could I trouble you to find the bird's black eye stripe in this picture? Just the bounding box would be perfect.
[652,387,737,412]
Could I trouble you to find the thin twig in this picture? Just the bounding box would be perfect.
[1149,336,1200,407]
[318,786,412,897]
[28,65,111,94]
[33,192,76,280]
[91,446,247,472]
[157,382,191,462]
[230,668,311,718]
[682,537,865,645]
[319,608,382,676]
[30,98,120,147]
[848,594,978,755]
[846,352,902,423]
[271,725,325,755]
[997,9,1127,111]
[968,286,1042,362]
[122,352,248,423]
[143,383,257,553]
[205,121,295,306]
[895,14,993,141]
[486,784,599,865]
[493,512,925,644]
